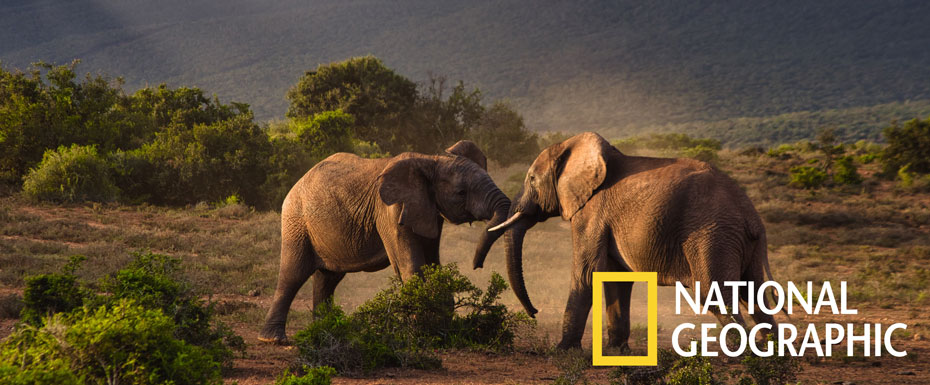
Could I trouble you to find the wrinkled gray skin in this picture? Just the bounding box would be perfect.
[492,132,777,350]
[259,141,511,343]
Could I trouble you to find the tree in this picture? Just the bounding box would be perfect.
[412,75,484,154]
[881,117,930,176]
[0,61,131,181]
[286,56,417,153]
[470,102,539,167]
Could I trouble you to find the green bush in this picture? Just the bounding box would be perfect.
[736,354,802,385]
[293,302,404,373]
[788,166,827,189]
[896,165,930,193]
[833,155,863,185]
[0,299,221,385]
[21,144,119,203]
[609,349,801,385]
[881,117,930,176]
[666,355,718,385]
[132,114,272,206]
[613,133,721,153]
[680,144,720,163]
[612,133,720,163]
[16,252,244,370]
[19,255,89,325]
[98,252,245,368]
[294,264,531,374]
[274,366,337,385]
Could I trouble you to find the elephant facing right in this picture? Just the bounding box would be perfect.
[487,132,780,350]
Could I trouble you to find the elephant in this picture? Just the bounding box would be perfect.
[259,140,511,343]
[486,132,777,350]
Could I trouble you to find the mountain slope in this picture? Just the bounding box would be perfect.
[3,0,930,142]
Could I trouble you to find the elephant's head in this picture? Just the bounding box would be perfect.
[377,140,512,266]
[487,132,611,317]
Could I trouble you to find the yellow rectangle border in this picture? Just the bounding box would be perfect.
[592,271,658,366]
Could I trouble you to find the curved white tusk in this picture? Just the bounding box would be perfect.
[488,212,522,232]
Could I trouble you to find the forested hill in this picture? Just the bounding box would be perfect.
[3,0,930,144]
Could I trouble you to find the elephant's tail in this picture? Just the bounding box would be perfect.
[756,232,791,321]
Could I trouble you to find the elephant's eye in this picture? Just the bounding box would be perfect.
[456,189,466,196]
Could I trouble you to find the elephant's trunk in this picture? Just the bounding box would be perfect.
[505,219,538,317]
[473,187,511,269]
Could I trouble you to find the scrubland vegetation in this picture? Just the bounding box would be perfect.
[2,58,930,384]
[1,58,539,209]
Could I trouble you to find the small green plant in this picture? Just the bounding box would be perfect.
[551,349,590,385]
[666,355,718,385]
[681,145,720,163]
[833,155,863,185]
[736,353,802,385]
[788,166,827,189]
[274,365,337,385]
[896,165,930,193]
[609,349,678,385]
[19,255,89,325]
[22,144,119,203]
[0,299,222,385]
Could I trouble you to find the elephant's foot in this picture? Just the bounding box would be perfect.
[258,323,288,344]
[556,338,582,350]
[607,339,631,355]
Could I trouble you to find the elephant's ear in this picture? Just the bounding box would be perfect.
[378,157,441,238]
[555,132,609,220]
[445,140,488,171]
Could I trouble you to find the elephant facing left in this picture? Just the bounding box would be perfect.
[258,140,512,343]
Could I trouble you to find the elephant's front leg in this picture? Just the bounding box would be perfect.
[557,235,607,349]
[558,272,593,349]
[381,226,433,280]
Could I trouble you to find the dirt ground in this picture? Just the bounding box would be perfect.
[214,291,929,385]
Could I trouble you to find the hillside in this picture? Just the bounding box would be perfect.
[3,0,930,143]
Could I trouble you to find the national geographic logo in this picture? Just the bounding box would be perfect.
[592,272,658,366]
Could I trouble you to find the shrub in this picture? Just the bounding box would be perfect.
[21,144,119,203]
[666,355,718,385]
[680,144,720,163]
[17,252,244,370]
[612,133,720,163]
[881,117,930,176]
[612,133,721,153]
[737,354,802,385]
[896,165,930,193]
[609,349,678,385]
[293,302,403,373]
[275,366,337,385]
[352,264,529,351]
[98,251,245,368]
[833,155,863,185]
[0,299,222,385]
[19,255,88,325]
[294,264,531,374]
[132,114,272,206]
[788,166,827,189]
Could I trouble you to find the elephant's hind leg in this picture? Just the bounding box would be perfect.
[260,230,317,343]
[311,269,346,311]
